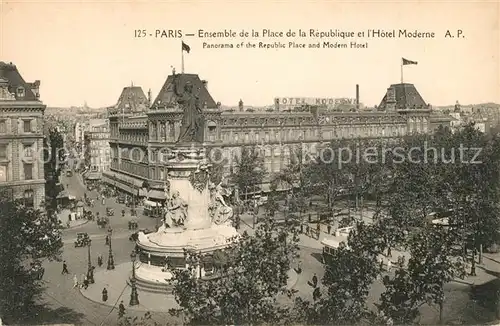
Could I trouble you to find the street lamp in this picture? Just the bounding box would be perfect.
[87,239,95,283]
[129,249,139,306]
[107,226,115,270]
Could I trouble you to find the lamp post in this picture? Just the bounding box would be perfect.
[87,239,95,283]
[129,249,139,306]
[107,226,115,270]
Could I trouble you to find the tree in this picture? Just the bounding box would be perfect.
[294,230,380,325]
[0,194,63,322]
[44,127,64,210]
[169,217,299,325]
[230,146,266,201]
[378,225,466,324]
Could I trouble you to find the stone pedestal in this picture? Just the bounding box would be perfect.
[166,147,211,230]
[134,145,240,291]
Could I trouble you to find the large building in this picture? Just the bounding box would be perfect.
[103,73,452,201]
[83,119,111,180]
[0,62,46,208]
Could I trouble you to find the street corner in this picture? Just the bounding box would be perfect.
[79,263,178,312]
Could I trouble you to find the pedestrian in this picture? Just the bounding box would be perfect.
[105,235,109,246]
[83,276,89,290]
[80,274,86,289]
[102,287,108,302]
[312,273,318,288]
[327,224,332,234]
[97,254,103,267]
[61,260,69,274]
[72,275,79,288]
[387,260,392,272]
[118,300,126,318]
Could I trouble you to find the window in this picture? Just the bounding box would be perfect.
[23,120,32,133]
[0,145,7,159]
[16,87,25,98]
[24,189,34,207]
[23,163,33,180]
[23,144,33,159]
[0,120,6,133]
[0,165,7,182]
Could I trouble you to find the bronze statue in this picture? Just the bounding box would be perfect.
[173,74,204,143]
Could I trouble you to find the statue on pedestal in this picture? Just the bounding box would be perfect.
[209,182,233,225]
[163,190,188,228]
[173,73,204,143]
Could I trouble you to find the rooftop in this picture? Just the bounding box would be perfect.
[0,61,39,101]
[152,73,217,109]
[378,83,428,110]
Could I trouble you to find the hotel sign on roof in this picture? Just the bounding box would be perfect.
[274,97,357,109]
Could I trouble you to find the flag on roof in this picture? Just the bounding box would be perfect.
[182,41,191,53]
[402,58,417,65]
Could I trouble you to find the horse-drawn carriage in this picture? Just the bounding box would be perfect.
[106,208,114,216]
[128,220,138,230]
[97,216,110,228]
[74,232,91,247]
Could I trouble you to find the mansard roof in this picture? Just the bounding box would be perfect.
[115,86,149,114]
[0,62,39,101]
[378,83,428,110]
[152,73,217,109]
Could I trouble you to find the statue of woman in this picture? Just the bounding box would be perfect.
[164,190,188,228]
[173,74,204,143]
[209,182,233,225]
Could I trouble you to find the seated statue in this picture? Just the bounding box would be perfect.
[163,190,188,228]
[209,182,233,225]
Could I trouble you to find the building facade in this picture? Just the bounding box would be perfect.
[83,119,111,180]
[103,73,452,201]
[0,62,46,208]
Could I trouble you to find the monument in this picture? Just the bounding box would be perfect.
[133,73,239,293]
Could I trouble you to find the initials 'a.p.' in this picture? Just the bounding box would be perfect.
[155,30,183,38]
[445,29,463,38]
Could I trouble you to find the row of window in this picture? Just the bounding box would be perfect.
[0,143,36,160]
[0,163,35,182]
[0,119,36,134]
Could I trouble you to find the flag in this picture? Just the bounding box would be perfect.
[402,58,417,65]
[182,41,191,53]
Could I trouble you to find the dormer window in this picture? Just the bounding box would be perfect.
[16,86,25,98]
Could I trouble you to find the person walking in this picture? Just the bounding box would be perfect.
[72,275,79,288]
[118,301,126,318]
[61,261,69,274]
[102,288,108,302]
[97,254,103,267]
[83,275,89,290]
[312,273,318,288]
[80,274,86,289]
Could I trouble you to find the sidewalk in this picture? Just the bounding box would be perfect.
[80,261,299,312]
[79,263,179,312]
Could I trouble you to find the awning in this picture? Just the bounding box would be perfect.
[147,190,166,200]
[144,199,162,207]
[86,173,101,180]
[114,181,136,194]
[138,188,148,197]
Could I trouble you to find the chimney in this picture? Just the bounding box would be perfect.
[30,80,41,99]
[202,80,208,89]
[355,84,360,111]
[148,89,152,107]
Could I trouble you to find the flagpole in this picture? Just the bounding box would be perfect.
[400,59,404,84]
[181,41,185,74]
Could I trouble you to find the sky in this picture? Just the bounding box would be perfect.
[1,0,499,108]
